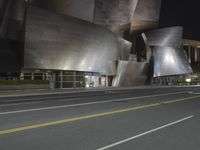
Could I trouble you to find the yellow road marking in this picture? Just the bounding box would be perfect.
[162,95,200,104]
[0,95,200,135]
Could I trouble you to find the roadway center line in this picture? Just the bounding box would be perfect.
[0,95,197,135]
[0,103,160,135]
[0,91,186,115]
[96,115,194,150]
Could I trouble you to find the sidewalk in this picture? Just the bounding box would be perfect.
[0,85,199,98]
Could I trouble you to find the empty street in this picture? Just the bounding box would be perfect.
[0,87,200,150]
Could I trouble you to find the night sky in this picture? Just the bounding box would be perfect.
[159,0,200,40]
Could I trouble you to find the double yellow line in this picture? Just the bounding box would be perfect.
[0,95,200,135]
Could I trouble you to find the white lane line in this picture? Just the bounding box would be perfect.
[0,91,188,103]
[0,101,42,107]
[188,91,200,95]
[0,91,185,115]
[0,95,72,103]
[96,115,194,150]
[0,93,110,103]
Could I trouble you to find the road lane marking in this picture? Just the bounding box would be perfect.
[188,91,200,95]
[0,103,160,135]
[0,94,198,135]
[161,95,200,104]
[0,95,79,103]
[0,101,42,107]
[96,115,194,150]
[0,91,186,115]
[0,91,184,103]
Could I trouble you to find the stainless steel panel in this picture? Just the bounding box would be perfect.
[131,0,161,33]
[24,7,131,75]
[28,0,161,35]
[153,46,193,77]
[141,33,151,62]
[117,37,132,60]
[112,61,128,86]
[38,0,95,22]
[144,27,183,48]
[94,0,138,34]
[112,60,148,86]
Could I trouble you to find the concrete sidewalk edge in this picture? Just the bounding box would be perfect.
[0,85,199,98]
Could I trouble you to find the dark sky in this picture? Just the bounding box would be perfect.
[159,0,200,40]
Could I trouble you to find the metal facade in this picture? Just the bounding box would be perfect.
[94,0,138,34]
[143,27,192,77]
[153,46,193,76]
[40,0,95,22]
[0,0,193,87]
[112,61,149,86]
[131,0,161,32]
[144,27,183,48]
[24,7,131,75]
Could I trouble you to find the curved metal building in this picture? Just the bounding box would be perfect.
[94,0,138,34]
[131,0,161,33]
[27,0,161,35]
[143,27,192,77]
[153,46,192,76]
[25,6,131,75]
[0,0,192,87]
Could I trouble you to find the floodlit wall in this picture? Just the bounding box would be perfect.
[39,0,95,22]
[94,0,138,34]
[131,0,161,33]
[143,27,192,76]
[24,7,131,75]
[29,0,161,35]
[112,61,149,86]
[153,46,192,76]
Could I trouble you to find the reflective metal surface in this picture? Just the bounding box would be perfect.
[112,61,128,86]
[94,0,138,34]
[112,60,149,86]
[117,37,132,60]
[144,27,183,48]
[153,46,193,76]
[28,0,161,35]
[40,0,95,22]
[24,7,131,75]
[143,27,192,77]
[131,0,161,33]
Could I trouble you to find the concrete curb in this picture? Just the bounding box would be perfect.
[0,85,199,98]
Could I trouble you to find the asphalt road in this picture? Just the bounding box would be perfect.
[0,86,200,150]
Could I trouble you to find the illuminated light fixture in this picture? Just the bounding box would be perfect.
[185,78,191,83]
[35,69,40,72]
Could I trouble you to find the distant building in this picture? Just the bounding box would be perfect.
[182,39,200,64]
